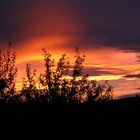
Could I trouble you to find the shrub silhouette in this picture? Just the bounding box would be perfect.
[20,64,38,102]
[0,44,17,97]
[38,48,113,103]
[0,78,8,93]
[73,47,85,77]
[0,45,113,103]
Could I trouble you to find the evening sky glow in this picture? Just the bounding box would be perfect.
[1,0,140,98]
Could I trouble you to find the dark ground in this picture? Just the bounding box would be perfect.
[0,97,140,139]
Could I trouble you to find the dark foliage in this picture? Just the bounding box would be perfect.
[0,45,17,101]
[0,45,113,104]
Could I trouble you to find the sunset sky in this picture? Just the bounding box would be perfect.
[1,0,140,98]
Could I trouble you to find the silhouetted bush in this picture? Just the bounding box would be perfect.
[73,47,85,77]
[0,45,113,103]
[0,44,17,99]
[38,47,113,103]
[20,64,38,102]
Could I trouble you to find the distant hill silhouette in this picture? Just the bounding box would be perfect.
[118,93,140,99]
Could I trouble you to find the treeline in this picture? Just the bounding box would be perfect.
[0,45,113,103]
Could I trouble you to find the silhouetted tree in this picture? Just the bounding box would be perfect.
[53,54,70,102]
[39,49,55,103]
[26,64,36,89]
[20,64,37,102]
[0,45,113,104]
[39,47,113,103]
[73,47,85,77]
[0,78,8,94]
[0,44,17,96]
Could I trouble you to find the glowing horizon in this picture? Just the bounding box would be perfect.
[9,42,140,99]
[1,0,140,98]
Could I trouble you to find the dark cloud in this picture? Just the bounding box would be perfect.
[83,67,113,76]
[83,66,130,76]
[101,37,140,52]
[124,74,140,79]
[1,0,140,51]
